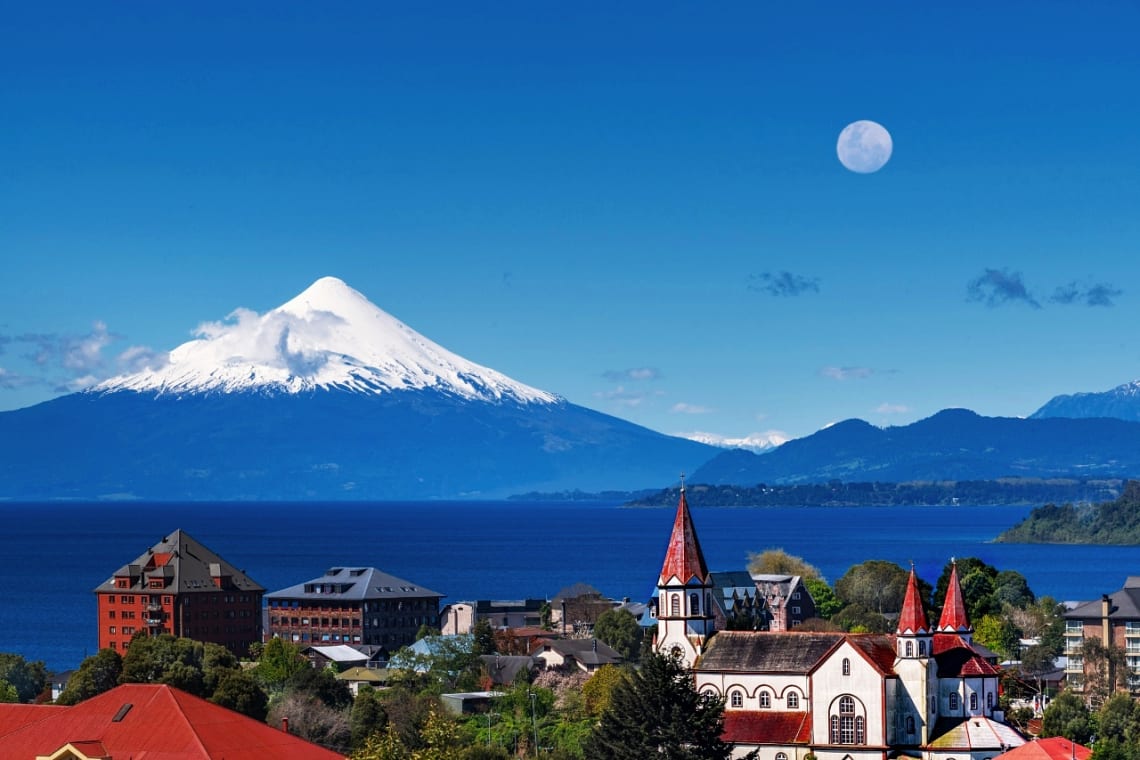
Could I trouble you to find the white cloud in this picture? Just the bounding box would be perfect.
[875,402,911,415]
[190,307,347,378]
[670,402,713,414]
[602,367,661,382]
[820,366,875,381]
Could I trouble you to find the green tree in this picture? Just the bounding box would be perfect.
[1097,692,1140,746]
[0,653,48,703]
[974,614,1022,660]
[1019,644,1059,695]
[56,648,123,705]
[289,665,354,709]
[1041,690,1093,743]
[803,578,843,620]
[582,664,628,718]
[255,637,309,690]
[832,603,891,633]
[118,634,241,700]
[472,620,496,657]
[352,723,410,760]
[593,609,644,663]
[747,549,821,579]
[584,651,756,759]
[835,560,910,615]
[0,680,18,703]
[1081,638,1131,708]
[210,669,269,721]
[351,686,389,749]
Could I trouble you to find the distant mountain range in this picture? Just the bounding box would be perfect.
[0,278,715,500]
[1031,379,1140,422]
[690,409,1140,486]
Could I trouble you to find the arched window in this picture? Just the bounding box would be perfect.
[776,754,788,760]
[690,592,700,615]
[919,640,927,655]
[838,696,858,744]
[905,641,914,656]
[970,693,978,711]
[670,595,680,616]
[787,691,799,709]
[731,690,743,708]
[906,716,916,734]
[949,693,959,711]
[760,690,771,708]
[856,716,865,744]
[830,715,840,744]
[842,657,851,675]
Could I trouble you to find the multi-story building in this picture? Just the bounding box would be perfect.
[1063,577,1140,694]
[93,529,264,656]
[440,599,546,635]
[752,572,817,630]
[266,566,444,653]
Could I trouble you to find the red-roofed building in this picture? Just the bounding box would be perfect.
[996,737,1091,760]
[0,683,343,759]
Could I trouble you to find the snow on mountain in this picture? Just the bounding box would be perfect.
[677,430,789,453]
[1031,379,1140,422]
[94,276,559,404]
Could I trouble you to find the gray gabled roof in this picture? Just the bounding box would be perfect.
[1065,586,1140,620]
[93,529,264,594]
[697,631,844,673]
[266,567,443,601]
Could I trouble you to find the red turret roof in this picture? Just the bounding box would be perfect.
[897,566,929,635]
[658,488,709,585]
[938,561,971,632]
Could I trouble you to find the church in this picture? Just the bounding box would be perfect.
[654,486,1027,760]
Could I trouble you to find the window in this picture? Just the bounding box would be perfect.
[949,693,959,710]
[906,716,916,734]
[793,592,801,600]
[919,640,927,655]
[777,754,788,760]
[842,658,851,675]
[787,691,799,709]
[671,595,680,616]
[792,606,801,614]
[731,690,743,708]
[109,626,116,634]
[905,641,914,656]
[987,692,994,710]
[760,690,771,708]
[690,592,700,615]
[108,611,116,619]
[970,693,978,711]
[830,696,863,745]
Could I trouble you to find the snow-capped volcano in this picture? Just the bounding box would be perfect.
[95,276,558,404]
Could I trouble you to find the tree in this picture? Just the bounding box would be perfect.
[832,603,891,634]
[1040,690,1092,743]
[1097,692,1139,746]
[747,549,821,580]
[0,653,48,703]
[0,680,18,703]
[269,690,352,752]
[593,609,644,663]
[351,686,389,749]
[56,648,123,705]
[472,620,496,657]
[118,634,242,700]
[1019,644,1059,695]
[255,637,309,690]
[835,560,910,615]
[1081,638,1131,708]
[974,614,1022,660]
[582,664,627,717]
[351,724,410,760]
[210,670,269,721]
[584,651,756,759]
[803,578,843,620]
[289,666,354,709]
[934,558,998,621]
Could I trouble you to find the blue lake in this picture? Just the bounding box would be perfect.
[0,500,1134,672]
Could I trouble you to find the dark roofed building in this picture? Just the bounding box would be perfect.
[1063,576,1140,693]
[531,637,623,672]
[267,566,443,652]
[94,529,264,656]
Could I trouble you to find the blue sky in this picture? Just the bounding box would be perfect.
[2,2,1139,444]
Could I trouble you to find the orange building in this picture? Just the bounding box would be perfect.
[93,530,264,656]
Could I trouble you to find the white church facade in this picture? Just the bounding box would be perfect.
[654,487,1026,760]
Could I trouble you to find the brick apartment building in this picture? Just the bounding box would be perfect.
[266,566,444,652]
[1064,576,1140,693]
[93,530,264,656]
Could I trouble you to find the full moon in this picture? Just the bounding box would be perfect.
[837,120,893,173]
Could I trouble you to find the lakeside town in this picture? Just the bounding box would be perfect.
[1,487,1136,759]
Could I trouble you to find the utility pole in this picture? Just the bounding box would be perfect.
[528,691,539,756]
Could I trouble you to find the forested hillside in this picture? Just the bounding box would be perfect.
[997,481,1140,544]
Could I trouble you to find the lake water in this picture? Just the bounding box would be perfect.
[1,500,1135,672]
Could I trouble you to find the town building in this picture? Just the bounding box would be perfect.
[440,598,546,635]
[0,683,342,759]
[93,529,264,656]
[752,573,817,630]
[654,486,1027,760]
[1063,576,1140,694]
[531,637,623,673]
[266,566,443,652]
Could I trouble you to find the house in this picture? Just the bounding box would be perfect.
[0,683,343,759]
[711,571,770,631]
[1062,577,1140,693]
[302,643,386,670]
[441,599,546,634]
[93,529,264,656]
[266,566,443,653]
[995,737,1092,760]
[751,573,817,630]
[531,637,623,673]
[480,654,538,685]
[655,486,1027,760]
[336,666,390,696]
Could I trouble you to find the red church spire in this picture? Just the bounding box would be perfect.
[658,480,709,586]
[938,560,971,632]
[897,565,929,635]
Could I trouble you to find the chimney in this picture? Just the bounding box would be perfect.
[281,716,289,733]
[1103,594,1112,646]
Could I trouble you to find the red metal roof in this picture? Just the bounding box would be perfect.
[933,634,1001,677]
[722,711,812,745]
[0,684,344,759]
[997,738,1092,760]
[897,567,930,635]
[938,562,971,633]
[658,488,709,585]
[0,703,66,737]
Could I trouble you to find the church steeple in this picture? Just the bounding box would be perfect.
[937,560,972,637]
[658,481,709,586]
[896,565,932,658]
[654,477,715,667]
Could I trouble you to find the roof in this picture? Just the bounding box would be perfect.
[928,716,1026,751]
[658,487,709,586]
[898,567,930,635]
[722,711,812,745]
[937,562,971,633]
[847,634,901,674]
[697,631,844,673]
[305,644,370,663]
[480,654,537,685]
[933,634,1002,677]
[1065,587,1140,620]
[997,737,1091,760]
[0,704,66,737]
[336,667,387,683]
[0,683,344,759]
[534,637,623,666]
[267,566,443,601]
[93,529,265,595]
